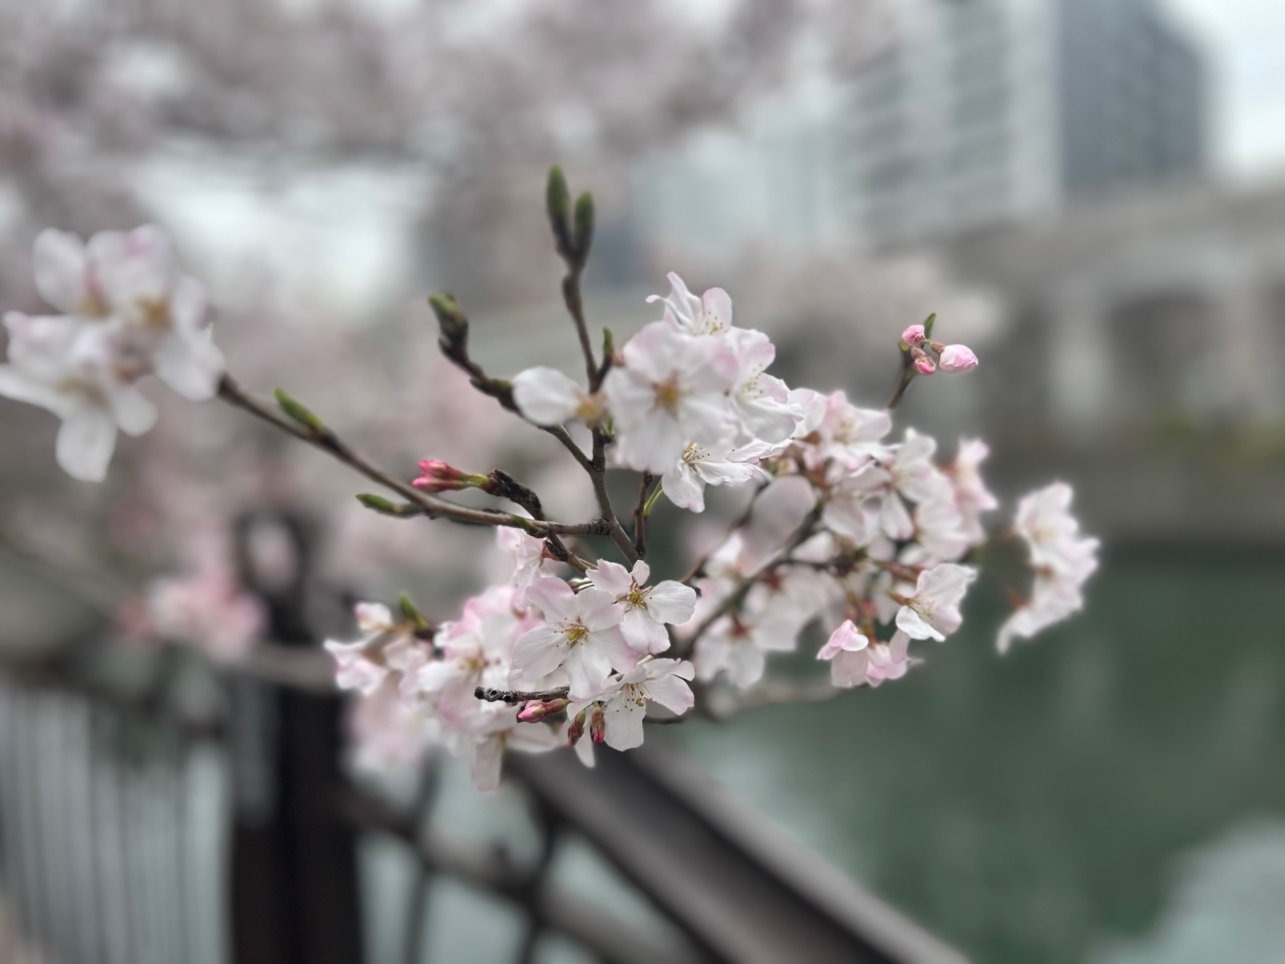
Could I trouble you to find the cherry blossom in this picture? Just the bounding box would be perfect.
[578,658,696,751]
[323,602,413,695]
[510,576,635,698]
[586,560,696,654]
[864,632,914,687]
[938,344,979,372]
[512,366,602,426]
[0,313,157,480]
[724,327,802,443]
[602,321,737,472]
[817,621,870,688]
[647,272,732,336]
[661,438,771,512]
[147,564,266,665]
[895,563,977,641]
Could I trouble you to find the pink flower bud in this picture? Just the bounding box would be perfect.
[517,698,569,723]
[901,324,926,348]
[566,709,587,745]
[412,459,485,493]
[938,345,978,372]
[590,704,606,744]
[911,348,936,375]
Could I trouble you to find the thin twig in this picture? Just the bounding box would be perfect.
[633,473,654,558]
[475,686,570,705]
[217,375,601,549]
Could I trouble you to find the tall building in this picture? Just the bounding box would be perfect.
[851,0,1207,245]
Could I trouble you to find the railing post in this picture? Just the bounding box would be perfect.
[229,512,365,964]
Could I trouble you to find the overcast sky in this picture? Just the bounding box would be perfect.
[1166,0,1285,178]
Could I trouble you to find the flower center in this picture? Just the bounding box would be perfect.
[565,622,589,645]
[654,377,683,414]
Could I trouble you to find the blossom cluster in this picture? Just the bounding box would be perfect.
[0,204,1098,794]
[0,227,225,481]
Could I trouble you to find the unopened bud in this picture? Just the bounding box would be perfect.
[901,324,926,349]
[428,293,468,345]
[356,493,400,515]
[412,459,488,493]
[518,698,570,724]
[566,709,587,745]
[911,347,937,375]
[589,703,606,744]
[546,166,574,258]
[274,388,327,435]
[938,344,978,373]
[573,191,595,265]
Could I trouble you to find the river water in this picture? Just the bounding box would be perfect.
[670,549,1285,963]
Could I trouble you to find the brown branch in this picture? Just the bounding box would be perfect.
[633,473,655,558]
[217,375,601,549]
[475,686,570,704]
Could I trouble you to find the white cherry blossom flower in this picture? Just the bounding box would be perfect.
[947,439,999,543]
[661,438,771,512]
[693,609,799,689]
[586,559,696,654]
[512,366,602,426]
[724,328,801,443]
[895,563,976,641]
[865,631,914,687]
[0,313,158,481]
[996,575,1086,655]
[1014,483,1100,581]
[511,577,634,698]
[590,658,696,750]
[602,321,737,472]
[458,704,560,792]
[323,601,410,695]
[49,226,225,400]
[647,271,732,336]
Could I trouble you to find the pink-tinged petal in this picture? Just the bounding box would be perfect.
[576,589,624,631]
[594,625,640,674]
[620,608,668,654]
[587,560,632,598]
[355,602,394,632]
[33,230,91,314]
[154,328,224,401]
[701,287,733,331]
[506,722,561,754]
[0,365,69,416]
[642,674,694,715]
[565,647,612,700]
[728,644,766,689]
[661,462,706,512]
[693,457,762,488]
[513,367,584,426]
[629,560,651,585]
[55,407,117,482]
[880,494,915,541]
[896,606,943,642]
[525,576,577,622]
[511,626,569,680]
[939,345,978,372]
[112,386,158,437]
[169,276,209,332]
[471,737,504,792]
[602,697,646,750]
[829,649,870,688]
[817,620,868,660]
[644,581,697,625]
[679,394,733,446]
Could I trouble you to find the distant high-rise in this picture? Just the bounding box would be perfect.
[851,0,1207,245]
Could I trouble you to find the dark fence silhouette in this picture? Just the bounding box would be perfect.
[0,518,966,964]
